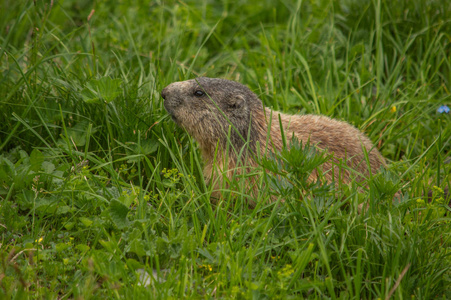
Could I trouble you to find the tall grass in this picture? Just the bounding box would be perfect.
[0,0,450,298]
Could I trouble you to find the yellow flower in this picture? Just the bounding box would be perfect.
[200,264,213,272]
[35,237,44,243]
[277,264,294,279]
[390,106,397,113]
[432,186,444,194]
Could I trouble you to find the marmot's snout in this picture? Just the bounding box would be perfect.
[160,88,168,100]
[161,83,180,117]
[162,81,192,125]
[161,84,176,104]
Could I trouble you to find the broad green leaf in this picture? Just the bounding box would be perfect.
[29,148,44,172]
[136,139,159,155]
[64,222,75,230]
[125,139,159,163]
[66,121,90,147]
[76,244,90,253]
[126,239,146,257]
[126,258,143,271]
[42,161,55,174]
[56,205,73,215]
[79,217,93,227]
[0,156,15,181]
[108,199,130,229]
[81,77,122,104]
[55,243,70,253]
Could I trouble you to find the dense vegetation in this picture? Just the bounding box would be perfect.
[1,0,450,298]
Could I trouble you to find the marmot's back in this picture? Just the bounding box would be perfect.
[265,109,385,182]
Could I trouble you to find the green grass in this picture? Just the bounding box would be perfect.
[1,0,450,298]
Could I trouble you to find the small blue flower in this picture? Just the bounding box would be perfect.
[437,105,450,114]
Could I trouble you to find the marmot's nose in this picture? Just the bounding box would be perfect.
[161,88,167,100]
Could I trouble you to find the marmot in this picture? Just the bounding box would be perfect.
[161,77,388,205]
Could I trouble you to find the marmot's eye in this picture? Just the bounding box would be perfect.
[194,90,205,97]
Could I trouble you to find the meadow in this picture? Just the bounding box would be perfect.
[0,0,450,298]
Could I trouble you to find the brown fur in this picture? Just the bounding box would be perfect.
[161,77,386,204]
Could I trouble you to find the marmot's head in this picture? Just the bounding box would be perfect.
[161,77,262,151]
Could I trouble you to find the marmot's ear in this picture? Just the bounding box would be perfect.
[228,95,245,109]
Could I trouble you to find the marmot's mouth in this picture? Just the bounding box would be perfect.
[164,106,178,123]
[167,112,180,125]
